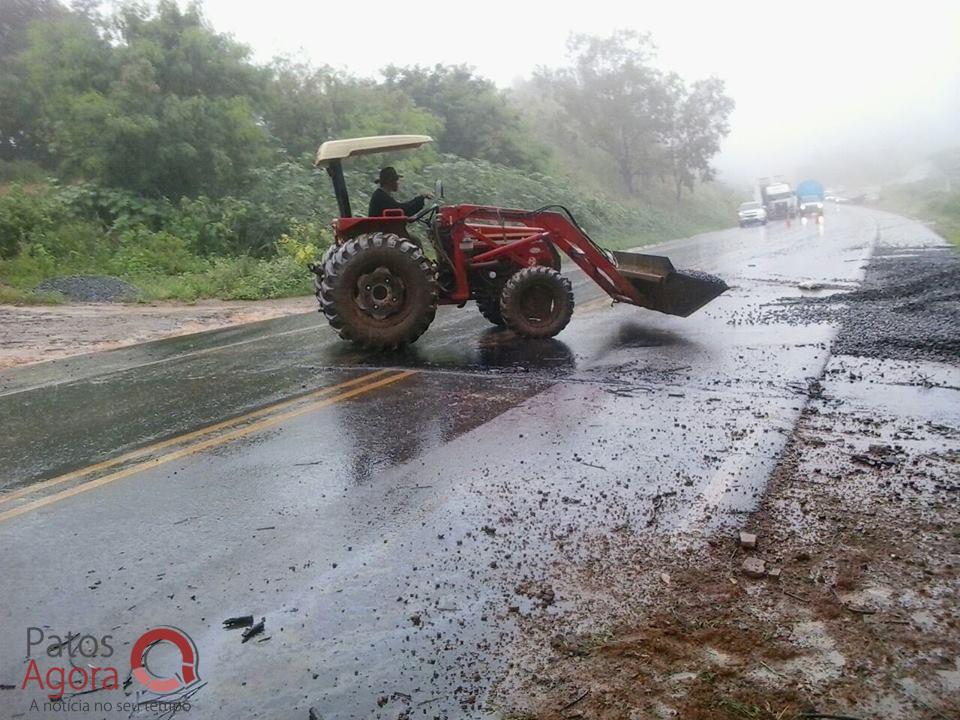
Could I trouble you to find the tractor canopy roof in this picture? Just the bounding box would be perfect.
[314,135,433,166]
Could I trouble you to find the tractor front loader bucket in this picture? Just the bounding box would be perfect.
[610,251,729,318]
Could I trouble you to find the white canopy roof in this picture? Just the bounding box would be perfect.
[314,135,433,165]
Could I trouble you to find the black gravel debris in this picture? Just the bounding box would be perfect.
[749,245,960,363]
[34,275,138,302]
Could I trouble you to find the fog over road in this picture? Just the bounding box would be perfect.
[0,206,908,717]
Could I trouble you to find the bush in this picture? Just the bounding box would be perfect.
[112,227,206,275]
[131,255,311,301]
[276,220,332,267]
[0,220,110,289]
[30,220,105,263]
[0,160,50,185]
[219,255,311,300]
[54,182,174,233]
[0,243,58,289]
[165,196,241,256]
[0,185,62,258]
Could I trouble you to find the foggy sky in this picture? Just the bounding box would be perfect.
[179,0,959,185]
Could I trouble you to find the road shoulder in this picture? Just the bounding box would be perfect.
[0,296,312,369]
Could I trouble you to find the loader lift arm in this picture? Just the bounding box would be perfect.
[440,204,728,318]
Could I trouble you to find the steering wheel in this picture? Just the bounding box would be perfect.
[408,179,444,227]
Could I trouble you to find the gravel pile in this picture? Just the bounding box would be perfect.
[758,246,960,363]
[34,275,139,303]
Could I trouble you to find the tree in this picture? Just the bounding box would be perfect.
[382,64,548,171]
[538,31,671,195]
[5,1,273,196]
[264,60,442,163]
[111,1,268,101]
[0,0,99,163]
[264,60,340,160]
[661,75,734,199]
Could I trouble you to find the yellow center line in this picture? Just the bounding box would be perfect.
[0,368,395,508]
[0,370,415,524]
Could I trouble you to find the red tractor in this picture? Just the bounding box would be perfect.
[310,135,727,350]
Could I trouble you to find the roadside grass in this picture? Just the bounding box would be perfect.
[881,180,960,248]
[0,284,64,305]
[129,255,312,301]
[0,255,313,304]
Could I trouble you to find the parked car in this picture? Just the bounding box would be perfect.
[738,201,768,227]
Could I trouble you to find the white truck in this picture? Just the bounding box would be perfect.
[759,180,798,220]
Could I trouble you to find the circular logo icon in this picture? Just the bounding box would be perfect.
[130,626,199,695]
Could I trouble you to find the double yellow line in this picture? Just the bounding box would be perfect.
[0,368,414,524]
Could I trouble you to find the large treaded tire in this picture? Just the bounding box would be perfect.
[475,288,505,326]
[500,266,574,339]
[319,232,437,350]
[312,243,340,297]
[473,272,515,326]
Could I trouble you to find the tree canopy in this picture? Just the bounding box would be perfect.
[0,1,553,196]
[0,2,732,202]
[382,64,548,171]
[534,31,734,197]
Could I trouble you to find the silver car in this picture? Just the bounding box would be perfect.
[738,201,767,227]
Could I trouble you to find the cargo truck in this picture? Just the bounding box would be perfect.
[759,180,797,220]
[796,179,825,218]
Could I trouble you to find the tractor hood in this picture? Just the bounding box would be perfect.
[315,135,434,165]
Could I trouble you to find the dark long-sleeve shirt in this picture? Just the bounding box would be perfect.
[368,187,425,218]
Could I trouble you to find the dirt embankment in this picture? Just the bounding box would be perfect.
[497,243,960,719]
[0,297,312,369]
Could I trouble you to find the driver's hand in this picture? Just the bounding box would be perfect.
[421,192,434,200]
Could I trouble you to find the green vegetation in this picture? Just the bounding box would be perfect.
[531,32,734,199]
[0,1,737,303]
[881,148,960,247]
[0,178,327,300]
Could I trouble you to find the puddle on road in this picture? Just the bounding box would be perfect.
[324,327,579,378]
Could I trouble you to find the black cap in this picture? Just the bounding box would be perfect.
[377,166,402,184]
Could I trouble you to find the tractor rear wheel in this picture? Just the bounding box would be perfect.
[500,266,574,338]
[311,243,340,299]
[319,233,438,350]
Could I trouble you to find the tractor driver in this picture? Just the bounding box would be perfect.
[368,166,433,218]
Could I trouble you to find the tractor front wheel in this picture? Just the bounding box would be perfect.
[500,266,574,339]
[319,233,438,350]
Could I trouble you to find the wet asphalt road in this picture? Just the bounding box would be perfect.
[0,206,921,718]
